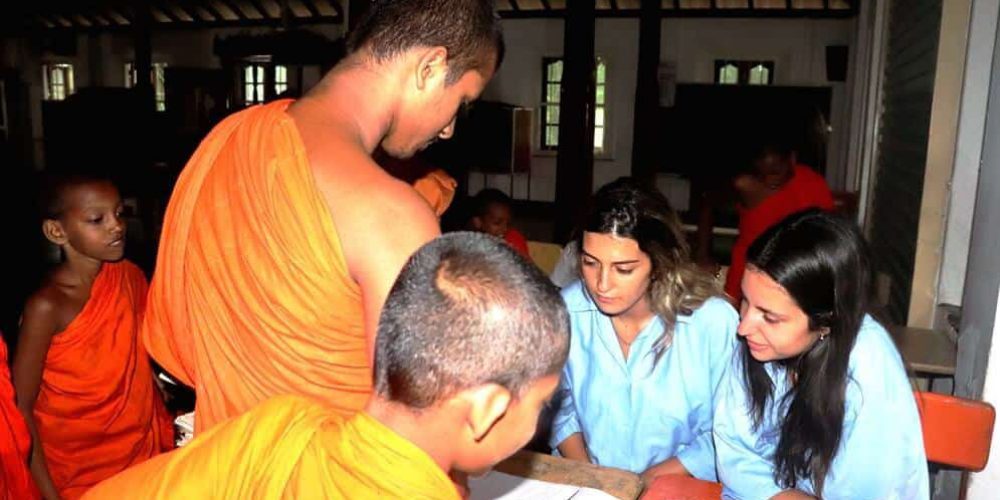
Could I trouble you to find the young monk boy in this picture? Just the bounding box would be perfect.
[84,232,570,499]
[13,175,173,499]
[469,188,532,259]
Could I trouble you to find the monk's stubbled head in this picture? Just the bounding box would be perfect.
[375,231,568,405]
[373,231,569,471]
[346,0,504,85]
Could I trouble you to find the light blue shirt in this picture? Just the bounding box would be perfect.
[714,315,929,499]
[549,280,739,479]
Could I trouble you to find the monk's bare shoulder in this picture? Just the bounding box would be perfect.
[22,275,85,336]
[21,284,65,340]
[309,143,437,234]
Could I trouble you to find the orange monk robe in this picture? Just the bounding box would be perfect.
[413,168,458,217]
[83,395,461,500]
[141,99,369,432]
[725,164,835,302]
[0,338,39,500]
[34,261,173,499]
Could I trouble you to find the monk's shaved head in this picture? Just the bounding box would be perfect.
[346,0,504,84]
[373,232,569,408]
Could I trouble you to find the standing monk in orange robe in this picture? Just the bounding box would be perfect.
[696,137,834,304]
[1,334,39,500]
[141,0,504,433]
[14,176,173,499]
[84,233,570,500]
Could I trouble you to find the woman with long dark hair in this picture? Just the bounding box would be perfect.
[714,209,927,499]
[549,177,738,483]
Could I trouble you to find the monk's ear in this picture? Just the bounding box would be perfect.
[43,219,67,246]
[415,46,449,92]
[460,383,511,442]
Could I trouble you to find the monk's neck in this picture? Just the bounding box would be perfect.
[58,251,104,289]
[291,59,399,154]
[365,397,455,473]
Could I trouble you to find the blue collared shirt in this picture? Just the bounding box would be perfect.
[549,280,738,479]
[714,315,929,499]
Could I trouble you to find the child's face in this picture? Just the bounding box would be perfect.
[455,373,560,475]
[49,182,126,262]
[473,203,511,239]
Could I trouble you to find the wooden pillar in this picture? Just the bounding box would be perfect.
[630,0,661,185]
[553,0,596,243]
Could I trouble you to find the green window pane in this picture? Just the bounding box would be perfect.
[595,107,605,127]
[596,62,606,84]
[596,84,605,105]
[548,60,563,82]
[718,64,738,85]
[546,105,560,125]
[546,126,560,147]
[749,65,769,85]
[547,84,561,103]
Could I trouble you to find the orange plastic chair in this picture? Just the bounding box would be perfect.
[640,475,722,500]
[915,391,995,471]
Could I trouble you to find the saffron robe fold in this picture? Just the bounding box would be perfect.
[0,338,39,500]
[34,261,172,499]
[413,168,458,217]
[725,165,834,301]
[141,99,369,432]
[83,395,461,500]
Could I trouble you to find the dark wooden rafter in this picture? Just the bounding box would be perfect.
[154,3,182,22]
[201,1,227,21]
[331,0,344,19]
[509,0,521,12]
[300,0,321,18]
[246,0,272,18]
[218,0,250,19]
[212,0,242,20]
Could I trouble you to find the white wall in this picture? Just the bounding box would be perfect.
[477,16,854,202]
[937,0,1000,310]
[966,284,1000,498]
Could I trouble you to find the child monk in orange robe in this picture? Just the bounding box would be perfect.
[84,232,569,499]
[14,176,173,499]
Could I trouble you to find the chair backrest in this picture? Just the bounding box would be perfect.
[640,475,723,500]
[527,241,563,276]
[916,391,996,471]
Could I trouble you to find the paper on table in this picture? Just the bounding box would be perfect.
[469,471,617,500]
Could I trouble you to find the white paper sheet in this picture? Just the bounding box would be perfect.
[469,471,617,500]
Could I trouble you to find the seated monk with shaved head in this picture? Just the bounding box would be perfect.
[85,232,569,499]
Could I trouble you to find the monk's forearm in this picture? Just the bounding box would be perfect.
[556,433,590,463]
[22,411,61,500]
